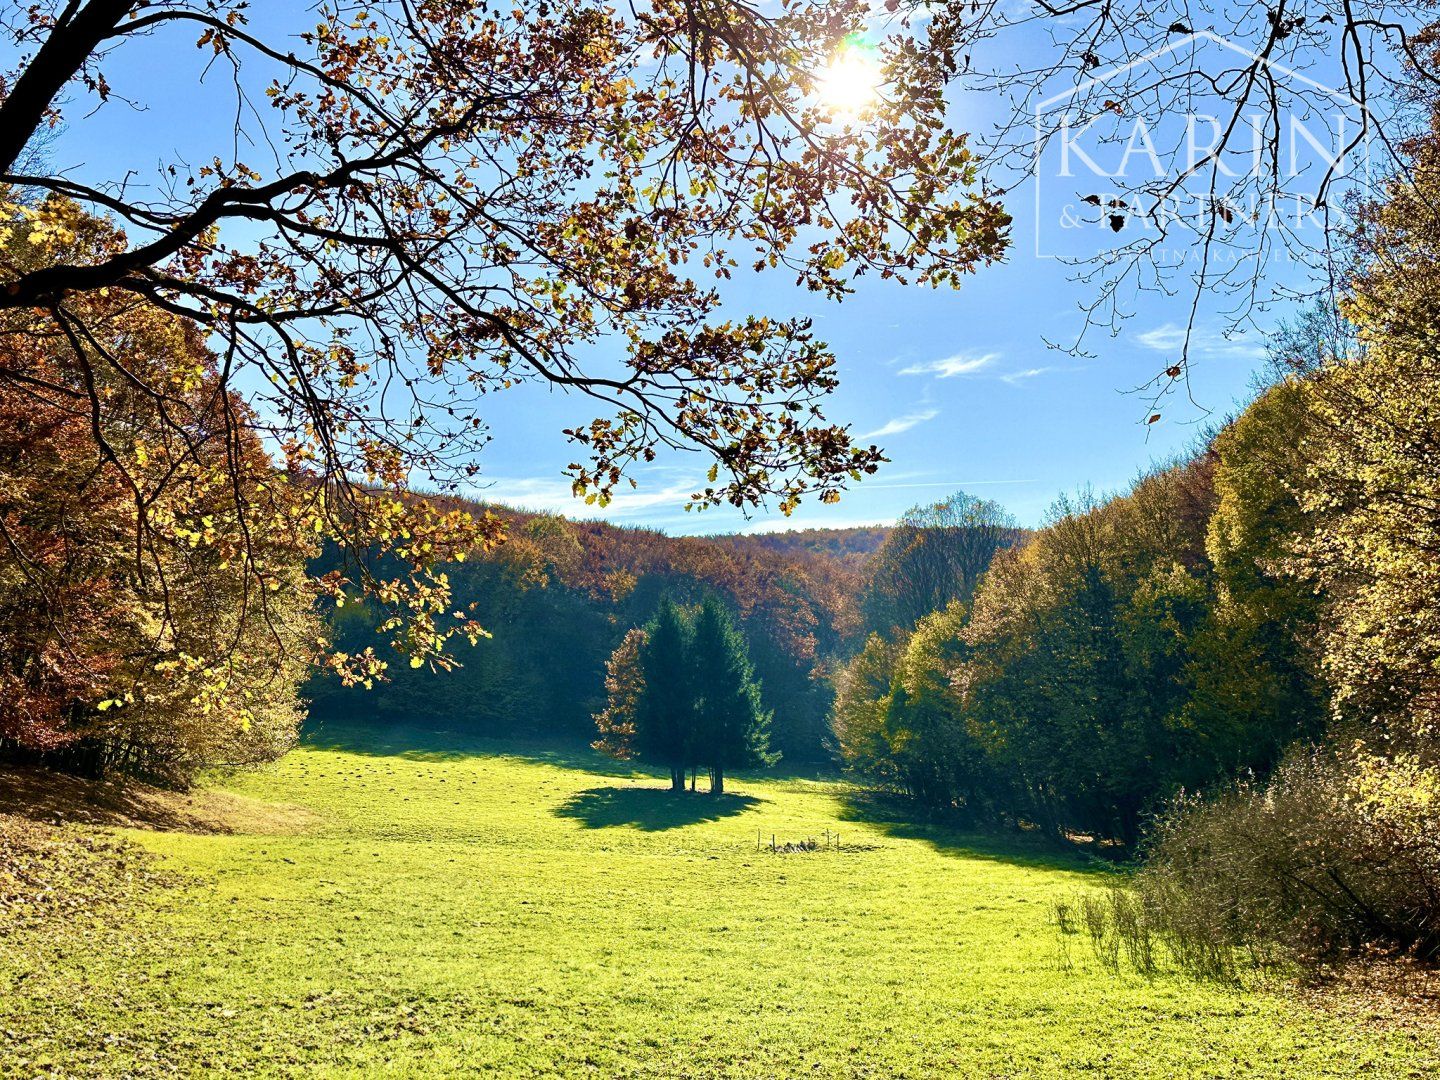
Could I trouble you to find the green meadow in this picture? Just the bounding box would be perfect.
[2,723,1434,1078]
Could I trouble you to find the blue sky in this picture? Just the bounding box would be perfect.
[474,229,1270,533]
[26,7,1315,534]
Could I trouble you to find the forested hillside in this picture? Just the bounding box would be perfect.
[711,526,890,567]
[309,505,879,761]
[310,494,1023,764]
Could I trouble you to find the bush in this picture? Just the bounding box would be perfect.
[1071,750,1440,980]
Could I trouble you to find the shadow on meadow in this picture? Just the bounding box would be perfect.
[835,788,1108,875]
[300,718,644,777]
[553,786,763,830]
[0,765,317,835]
[300,719,1094,869]
[300,719,839,783]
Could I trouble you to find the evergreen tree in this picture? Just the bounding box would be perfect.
[689,596,778,794]
[634,598,695,791]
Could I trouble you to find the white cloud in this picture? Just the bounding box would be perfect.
[1000,366,1057,385]
[898,351,1000,378]
[1134,324,1186,351]
[860,408,939,439]
[1135,323,1264,361]
[470,474,701,518]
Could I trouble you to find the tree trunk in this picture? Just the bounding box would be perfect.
[0,0,139,174]
[670,766,684,792]
[689,767,696,793]
[711,767,724,796]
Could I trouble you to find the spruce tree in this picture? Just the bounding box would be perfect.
[688,596,778,794]
[634,598,695,791]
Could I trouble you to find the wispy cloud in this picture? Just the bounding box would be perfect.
[897,351,1075,386]
[1000,366,1057,385]
[1135,323,1264,361]
[898,351,1000,378]
[860,408,939,440]
[470,474,700,518]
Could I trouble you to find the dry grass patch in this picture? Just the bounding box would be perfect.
[1296,957,1440,1033]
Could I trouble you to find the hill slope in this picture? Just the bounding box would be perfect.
[1,724,1433,1076]
[312,508,879,760]
[708,525,890,568]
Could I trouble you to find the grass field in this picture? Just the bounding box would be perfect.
[2,722,1436,1078]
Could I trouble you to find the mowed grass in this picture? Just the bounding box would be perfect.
[2,724,1435,1078]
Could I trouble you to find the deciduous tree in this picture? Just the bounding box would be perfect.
[593,628,647,761]
[862,491,1020,634]
[0,1,1009,678]
[0,208,320,782]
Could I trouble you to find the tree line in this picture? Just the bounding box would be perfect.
[836,453,1320,845]
[309,510,887,762]
[831,98,1440,965]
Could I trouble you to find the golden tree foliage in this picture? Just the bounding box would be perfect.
[592,627,646,761]
[1301,102,1440,747]
[0,0,1008,525]
[1,195,501,694]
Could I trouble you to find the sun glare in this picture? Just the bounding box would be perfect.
[817,41,883,114]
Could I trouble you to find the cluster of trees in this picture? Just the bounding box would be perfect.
[835,399,1333,843]
[310,510,882,760]
[593,597,775,794]
[832,88,1440,964]
[0,206,324,783]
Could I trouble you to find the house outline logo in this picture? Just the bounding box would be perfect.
[1031,30,1376,258]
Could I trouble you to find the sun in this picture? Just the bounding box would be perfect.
[817,39,883,114]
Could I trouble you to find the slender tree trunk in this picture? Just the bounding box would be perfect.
[689,767,696,792]
[711,766,724,796]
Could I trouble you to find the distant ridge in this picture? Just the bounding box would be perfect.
[707,527,890,569]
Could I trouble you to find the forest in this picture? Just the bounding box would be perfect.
[2,0,1440,1074]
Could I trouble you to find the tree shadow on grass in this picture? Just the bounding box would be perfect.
[836,788,1114,875]
[554,785,763,831]
[299,719,840,787]
[300,718,650,778]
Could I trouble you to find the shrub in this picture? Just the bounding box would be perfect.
[1071,750,1440,980]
